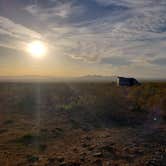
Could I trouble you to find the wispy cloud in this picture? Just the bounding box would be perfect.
[25,1,84,20]
[150,57,166,66]
[100,56,132,66]
[0,16,42,50]
[0,16,41,39]
[56,0,166,64]
[0,0,166,77]
[1,0,166,62]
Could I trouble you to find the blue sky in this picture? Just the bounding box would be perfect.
[0,0,166,78]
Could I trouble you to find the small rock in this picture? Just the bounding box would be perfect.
[56,156,65,162]
[84,136,91,141]
[26,155,39,163]
[48,157,55,163]
[73,148,78,152]
[80,152,86,156]
[93,152,103,157]
[88,145,95,151]
[59,161,67,166]
[80,156,85,162]
[81,143,89,148]
[100,145,114,153]
[67,162,81,166]
[92,159,102,166]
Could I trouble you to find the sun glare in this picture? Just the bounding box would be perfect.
[27,41,47,58]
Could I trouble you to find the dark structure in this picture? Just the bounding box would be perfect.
[117,77,141,86]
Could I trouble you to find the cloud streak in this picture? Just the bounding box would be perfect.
[0,16,42,50]
[0,16,41,39]
[25,1,84,20]
[59,0,166,64]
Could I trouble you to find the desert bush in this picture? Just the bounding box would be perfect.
[0,129,8,134]
[26,154,39,163]
[39,144,47,152]
[0,82,165,129]
[3,120,14,125]
[15,95,36,113]
[15,134,39,145]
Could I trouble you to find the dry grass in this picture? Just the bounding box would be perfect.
[0,82,165,165]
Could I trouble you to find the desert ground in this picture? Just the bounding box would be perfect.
[0,82,165,166]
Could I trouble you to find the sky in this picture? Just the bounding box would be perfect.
[0,0,166,78]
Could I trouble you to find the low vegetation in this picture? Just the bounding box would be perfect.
[0,82,165,165]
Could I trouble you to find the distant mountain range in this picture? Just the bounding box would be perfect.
[0,75,165,82]
[0,75,116,82]
[78,75,116,82]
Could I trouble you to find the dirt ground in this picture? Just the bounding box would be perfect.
[0,82,165,166]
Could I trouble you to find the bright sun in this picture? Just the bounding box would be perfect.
[27,41,47,58]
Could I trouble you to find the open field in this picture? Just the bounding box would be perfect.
[0,82,165,166]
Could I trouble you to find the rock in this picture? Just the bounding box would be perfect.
[73,147,78,152]
[81,143,89,148]
[145,160,157,166]
[92,159,102,166]
[56,157,65,162]
[59,161,67,166]
[26,155,39,163]
[88,145,95,151]
[136,149,144,155]
[83,136,91,141]
[93,152,103,157]
[104,161,111,166]
[80,156,85,162]
[100,145,114,153]
[67,162,81,166]
[59,161,80,166]
[80,152,86,156]
[48,157,55,163]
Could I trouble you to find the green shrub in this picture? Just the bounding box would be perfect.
[3,120,14,125]
[26,154,39,163]
[39,144,47,152]
[15,134,40,145]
